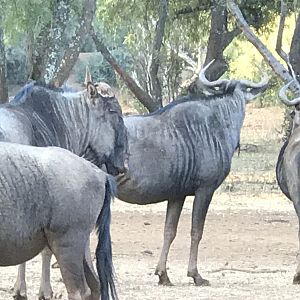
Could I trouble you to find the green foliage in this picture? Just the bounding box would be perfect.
[74,49,133,86]
[95,0,295,108]
[74,54,116,86]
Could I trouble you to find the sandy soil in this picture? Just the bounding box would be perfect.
[1,193,300,300]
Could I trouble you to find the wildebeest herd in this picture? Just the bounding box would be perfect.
[0,61,299,300]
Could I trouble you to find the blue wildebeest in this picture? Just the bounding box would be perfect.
[276,81,300,284]
[0,81,127,299]
[117,61,268,286]
[0,142,117,300]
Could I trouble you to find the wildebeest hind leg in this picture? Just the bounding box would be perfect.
[83,243,100,300]
[187,187,214,286]
[38,247,53,300]
[155,198,185,286]
[13,263,27,300]
[293,202,300,284]
[46,230,90,300]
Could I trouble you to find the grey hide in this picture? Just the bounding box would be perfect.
[117,62,269,286]
[1,81,127,300]
[276,81,300,284]
[0,142,117,300]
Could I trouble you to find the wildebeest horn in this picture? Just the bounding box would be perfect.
[198,60,230,91]
[84,66,92,86]
[239,70,269,89]
[279,81,300,106]
[199,60,269,92]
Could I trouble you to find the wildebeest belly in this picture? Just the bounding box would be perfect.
[0,230,46,266]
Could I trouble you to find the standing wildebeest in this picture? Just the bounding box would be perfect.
[0,142,117,300]
[0,81,127,299]
[117,61,268,286]
[276,81,300,284]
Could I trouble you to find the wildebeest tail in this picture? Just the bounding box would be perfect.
[95,175,118,300]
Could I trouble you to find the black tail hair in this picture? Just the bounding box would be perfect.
[95,175,118,300]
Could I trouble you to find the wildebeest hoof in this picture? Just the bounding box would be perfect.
[293,273,300,284]
[13,292,27,300]
[155,270,174,286]
[193,276,210,286]
[38,290,53,300]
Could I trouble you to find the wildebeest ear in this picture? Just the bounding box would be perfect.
[87,82,98,104]
[95,82,115,99]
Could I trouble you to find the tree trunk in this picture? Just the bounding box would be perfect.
[204,0,241,80]
[30,23,51,81]
[43,0,71,83]
[149,0,168,107]
[228,1,300,95]
[0,25,8,103]
[52,0,96,86]
[289,12,300,83]
[92,29,159,112]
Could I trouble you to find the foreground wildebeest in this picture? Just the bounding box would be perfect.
[0,142,117,300]
[276,81,300,284]
[0,81,127,299]
[117,61,268,286]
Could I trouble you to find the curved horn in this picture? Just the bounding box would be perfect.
[279,81,300,106]
[239,70,269,89]
[84,65,92,86]
[198,60,230,89]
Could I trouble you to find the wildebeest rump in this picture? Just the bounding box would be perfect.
[0,142,117,300]
[117,61,268,286]
[0,81,127,299]
[276,81,300,284]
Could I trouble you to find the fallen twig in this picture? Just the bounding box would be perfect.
[209,267,287,274]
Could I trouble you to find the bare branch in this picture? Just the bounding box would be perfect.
[174,48,197,68]
[174,3,207,19]
[227,1,300,95]
[177,63,202,95]
[276,0,289,62]
[223,27,241,48]
[92,28,159,112]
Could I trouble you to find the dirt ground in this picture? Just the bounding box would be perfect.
[1,195,300,300]
[1,103,300,299]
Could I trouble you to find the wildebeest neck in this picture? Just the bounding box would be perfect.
[13,86,92,156]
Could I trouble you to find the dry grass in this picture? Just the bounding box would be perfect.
[218,104,285,195]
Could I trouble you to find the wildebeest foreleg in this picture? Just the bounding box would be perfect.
[13,263,27,300]
[155,198,185,286]
[187,187,214,286]
[38,247,53,300]
[293,202,300,284]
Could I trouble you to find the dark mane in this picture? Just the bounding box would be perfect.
[11,81,79,105]
[146,83,236,117]
[12,81,36,104]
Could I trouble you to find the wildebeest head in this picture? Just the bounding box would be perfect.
[279,80,300,133]
[198,60,269,102]
[86,81,128,176]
